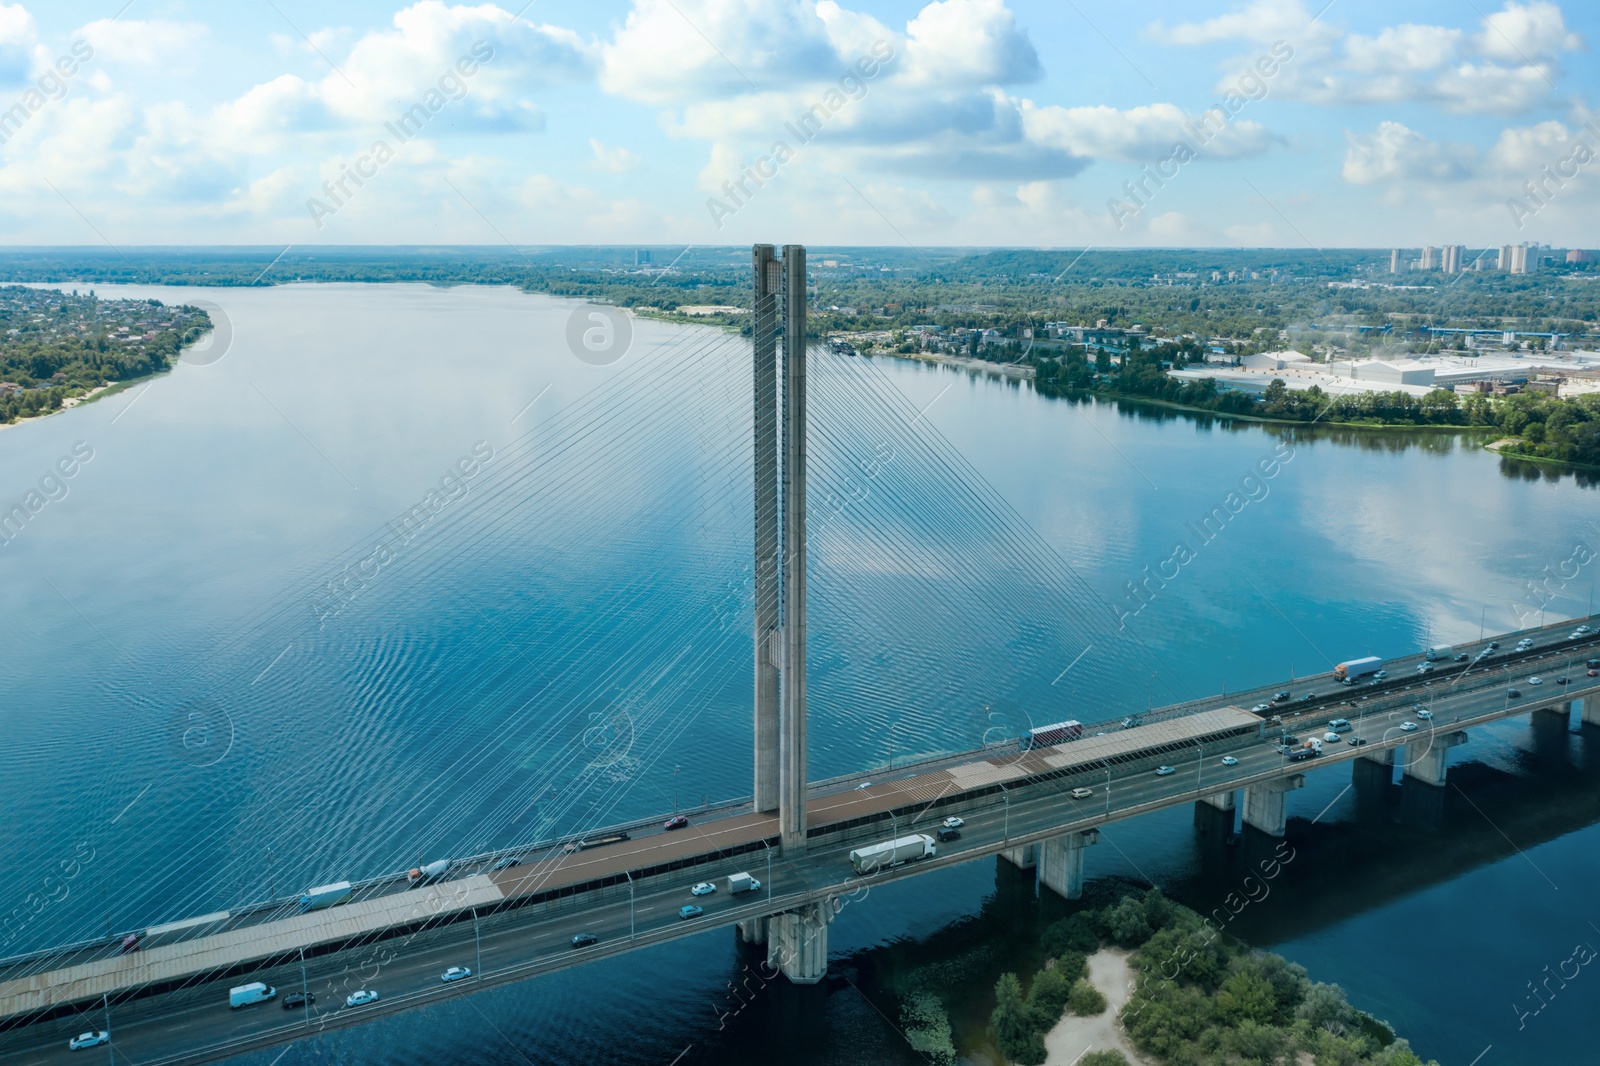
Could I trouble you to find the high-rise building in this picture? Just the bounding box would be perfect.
[1568,249,1596,264]
[1509,244,1530,274]
[1442,245,1464,273]
[1389,249,1401,273]
[635,249,653,265]
[1499,244,1514,270]
[1420,246,1438,270]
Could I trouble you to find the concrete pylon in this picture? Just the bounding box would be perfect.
[752,245,781,814]
[737,916,768,945]
[778,245,809,852]
[768,899,831,984]
[1038,830,1099,900]
[1198,790,1236,812]
[1401,730,1468,787]
[1242,774,1305,837]
[1000,842,1038,870]
[1582,693,1600,727]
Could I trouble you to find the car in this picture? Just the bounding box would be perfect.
[1283,734,1300,744]
[1274,744,1294,755]
[1400,722,1418,733]
[1589,669,1598,678]
[570,932,599,948]
[679,904,704,920]
[1588,659,1600,669]
[1327,718,1352,732]
[1324,732,1341,743]
[1220,756,1239,766]
[942,816,965,829]
[855,782,872,790]
[1373,670,1388,680]
[1300,693,1316,702]
[1252,703,1270,713]
[937,826,962,842]
[441,967,472,983]
[1556,677,1571,685]
[1529,676,1543,685]
[69,1032,109,1051]
[1070,787,1094,799]
[282,992,315,1010]
[1508,689,1522,698]
[1416,663,1433,674]
[1154,765,1176,776]
[1454,653,1470,662]
[1416,709,1433,720]
[345,990,379,1008]
[689,881,719,897]
[1268,715,1283,724]
[1348,737,1368,747]
[1489,641,1500,649]
[1576,625,1591,635]
[663,815,690,831]
[492,857,521,871]
[1271,691,1290,704]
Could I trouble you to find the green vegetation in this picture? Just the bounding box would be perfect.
[0,285,212,425]
[986,888,1440,1066]
[1030,338,1600,468]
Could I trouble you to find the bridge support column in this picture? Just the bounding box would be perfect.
[1242,774,1304,838]
[778,245,809,853]
[1583,693,1600,727]
[1038,830,1099,901]
[1000,842,1038,870]
[752,245,781,814]
[1198,790,1235,812]
[737,916,768,945]
[767,899,831,985]
[1402,730,1468,788]
[1352,745,1392,791]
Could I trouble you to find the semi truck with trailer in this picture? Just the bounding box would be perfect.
[407,859,452,886]
[1333,656,1383,683]
[298,881,353,912]
[1019,720,1083,749]
[849,834,937,875]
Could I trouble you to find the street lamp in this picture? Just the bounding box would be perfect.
[472,907,482,979]
[624,870,635,940]
[673,766,679,815]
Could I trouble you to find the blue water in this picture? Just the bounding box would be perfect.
[1,283,1597,1065]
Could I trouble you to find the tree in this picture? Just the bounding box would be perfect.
[1215,968,1277,1026]
[1043,915,1100,957]
[1079,1052,1131,1066]
[1068,978,1108,1016]
[990,972,1045,1064]
[1105,897,1154,947]
[1027,964,1075,1025]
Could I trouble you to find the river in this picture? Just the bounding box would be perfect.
[0,283,1595,1066]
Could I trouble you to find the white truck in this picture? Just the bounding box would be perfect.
[298,881,353,912]
[1334,656,1384,683]
[727,872,762,894]
[229,982,276,1008]
[1425,644,1453,661]
[849,834,937,875]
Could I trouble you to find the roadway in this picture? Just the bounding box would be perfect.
[3,618,1597,1064]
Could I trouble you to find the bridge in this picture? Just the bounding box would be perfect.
[2,246,1599,1065]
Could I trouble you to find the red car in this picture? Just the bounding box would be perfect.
[119,934,142,954]
[663,815,689,831]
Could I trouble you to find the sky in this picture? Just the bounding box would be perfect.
[0,0,1596,249]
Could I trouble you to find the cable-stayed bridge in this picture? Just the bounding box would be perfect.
[2,245,1599,1065]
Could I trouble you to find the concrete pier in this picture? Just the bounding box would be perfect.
[737,916,768,945]
[1351,745,1394,791]
[767,900,831,984]
[1401,730,1468,787]
[1038,830,1099,900]
[1000,842,1038,870]
[1583,693,1600,727]
[1242,774,1305,837]
[1198,789,1236,812]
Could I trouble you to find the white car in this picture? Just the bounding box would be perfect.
[345,990,380,1008]
[690,881,717,896]
[1154,765,1176,776]
[1324,732,1341,743]
[1400,722,1419,732]
[1529,676,1543,685]
[941,816,964,829]
[1220,756,1238,766]
[1416,709,1434,720]
[441,967,471,983]
[69,1032,109,1051]
[1252,703,1270,713]
[1070,787,1093,799]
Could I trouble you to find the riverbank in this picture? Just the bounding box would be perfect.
[1042,949,1146,1065]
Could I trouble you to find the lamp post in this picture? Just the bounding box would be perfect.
[472,907,482,979]
[673,766,679,815]
[103,993,112,1066]
[299,947,310,1025]
[624,871,635,940]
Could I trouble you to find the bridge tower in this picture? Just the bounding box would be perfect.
[752,244,809,853]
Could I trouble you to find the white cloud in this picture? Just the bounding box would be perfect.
[1342,24,1461,74]
[589,137,639,172]
[1342,121,1476,184]
[0,2,35,85]
[77,18,207,66]
[1476,1,1582,62]
[897,0,1038,87]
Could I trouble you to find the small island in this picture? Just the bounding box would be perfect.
[0,285,213,426]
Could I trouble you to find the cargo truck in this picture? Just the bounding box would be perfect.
[727,872,762,894]
[849,834,937,875]
[1425,645,1453,661]
[563,833,630,854]
[298,881,353,912]
[407,859,451,886]
[229,982,276,1008]
[1019,720,1083,749]
[1334,656,1383,683]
